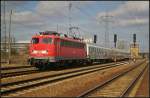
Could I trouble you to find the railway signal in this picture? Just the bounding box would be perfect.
[114,34,117,62]
[130,33,139,62]
[94,35,97,43]
[114,34,117,48]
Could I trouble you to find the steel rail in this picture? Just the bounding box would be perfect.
[1,61,120,78]
[77,60,146,97]
[120,63,148,97]
[1,61,128,96]
[1,66,34,70]
[1,69,39,78]
[1,61,127,86]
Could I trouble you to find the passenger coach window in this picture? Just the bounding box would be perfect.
[42,38,52,44]
[31,38,39,44]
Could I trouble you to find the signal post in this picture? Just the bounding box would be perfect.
[130,43,139,62]
[130,34,139,62]
[114,34,117,63]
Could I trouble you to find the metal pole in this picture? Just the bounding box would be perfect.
[100,11,113,48]
[105,19,109,47]
[57,24,58,33]
[8,9,12,64]
[69,2,72,36]
[3,1,7,63]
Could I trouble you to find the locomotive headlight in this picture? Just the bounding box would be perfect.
[41,50,48,54]
[32,50,38,54]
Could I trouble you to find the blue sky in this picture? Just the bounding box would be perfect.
[1,1,149,52]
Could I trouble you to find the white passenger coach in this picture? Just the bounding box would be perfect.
[86,43,130,62]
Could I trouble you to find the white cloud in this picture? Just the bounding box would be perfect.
[1,1,94,38]
[117,18,149,27]
[96,1,149,27]
[36,1,94,18]
[1,10,45,26]
[12,11,45,26]
[36,1,69,17]
[5,1,29,5]
[1,1,96,29]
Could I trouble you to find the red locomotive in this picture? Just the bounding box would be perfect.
[29,31,130,69]
[28,31,86,69]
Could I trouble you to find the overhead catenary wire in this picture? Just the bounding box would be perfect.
[1,2,120,41]
[73,5,100,38]
[2,2,105,39]
[74,5,98,23]
[74,4,108,35]
[3,2,92,36]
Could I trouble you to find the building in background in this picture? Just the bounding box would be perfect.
[1,40,30,55]
[117,40,128,51]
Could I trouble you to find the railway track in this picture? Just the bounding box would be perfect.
[1,61,129,96]
[1,61,123,78]
[77,60,148,97]
[1,66,39,78]
[1,65,34,70]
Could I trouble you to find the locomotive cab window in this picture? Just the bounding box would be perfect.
[31,38,39,44]
[42,38,52,44]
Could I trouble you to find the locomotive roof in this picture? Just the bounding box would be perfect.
[59,36,84,43]
[32,34,85,44]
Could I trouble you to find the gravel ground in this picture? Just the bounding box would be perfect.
[5,60,144,97]
[87,60,147,97]
[135,65,149,97]
[1,64,30,68]
[1,61,123,84]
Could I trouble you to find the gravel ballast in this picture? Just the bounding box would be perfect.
[4,60,145,97]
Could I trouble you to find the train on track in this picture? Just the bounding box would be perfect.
[28,31,130,69]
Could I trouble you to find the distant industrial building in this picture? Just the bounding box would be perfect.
[1,41,30,54]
